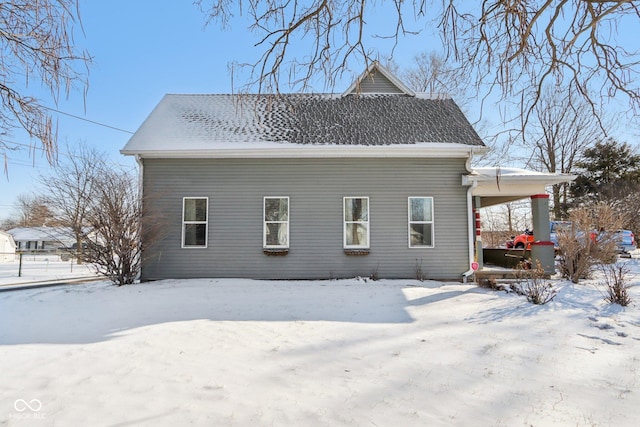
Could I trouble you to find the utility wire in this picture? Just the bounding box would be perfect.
[3,140,136,170]
[42,106,135,134]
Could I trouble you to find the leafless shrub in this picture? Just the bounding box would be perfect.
[557,204,620,284]
[513,261,556,305]
[478,276,514,293]
[478,276,498,290]
[82,168,165,286]
[478,277,525,294]
[598,263,632,307]
[369,264,379,281]
[557,232,594,284]
[415,259,427,282]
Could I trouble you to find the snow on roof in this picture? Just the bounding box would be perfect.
[0,230,16,242]
[470,167,576,182]
[465,167,577,207]
[7,227,75,242]
[122,93,486,157]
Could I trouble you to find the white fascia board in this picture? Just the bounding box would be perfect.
[122,143,489,159]
[462,172,576,186]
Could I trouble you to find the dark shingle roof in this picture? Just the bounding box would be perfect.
[259,94,484,146]
[123,93,484,153]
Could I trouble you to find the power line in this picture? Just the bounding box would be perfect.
[3,140,136,170]
[42,106,135,134]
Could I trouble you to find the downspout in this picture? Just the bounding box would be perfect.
[462,150,477,283]
[462,178,478,283]
[135,154,144,282]
[135,154,144,199]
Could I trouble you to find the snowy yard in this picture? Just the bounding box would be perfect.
[1,259,640,426]
[0,254,97,288]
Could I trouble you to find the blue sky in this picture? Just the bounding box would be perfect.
[0,1,263,218]
[1,1,639,220]
[1,1,435,220]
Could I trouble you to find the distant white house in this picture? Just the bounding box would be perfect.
[0,230,16,262]
[6,227,75,253]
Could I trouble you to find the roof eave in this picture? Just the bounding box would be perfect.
[121,143,488,159]
[464,173,576,185]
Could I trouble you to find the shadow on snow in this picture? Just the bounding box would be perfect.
[0,278,433,345]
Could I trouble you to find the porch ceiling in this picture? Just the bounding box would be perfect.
[464,167,576,207]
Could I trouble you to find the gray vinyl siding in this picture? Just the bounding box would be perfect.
[357,70,405,94]
[141,157,470,281]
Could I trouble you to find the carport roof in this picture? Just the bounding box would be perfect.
[464,167,576,207]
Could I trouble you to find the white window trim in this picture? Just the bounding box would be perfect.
[343,196,370,249]
[182,197,208,248]
[263,196,290,249]
[408,196,435,248]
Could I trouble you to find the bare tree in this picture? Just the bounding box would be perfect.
[38,144,103,263]
[0,0,91,162]
[521,85,605,219]
[0,217,18,230]
[479,201,530,248]
[402,51,468,102]
[9,193,59,227]
[82,167,164,285]
[36,143,163,284]
[196,1,640,126]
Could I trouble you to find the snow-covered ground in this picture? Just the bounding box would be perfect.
[1,257,639,426]
[0,254,97,288]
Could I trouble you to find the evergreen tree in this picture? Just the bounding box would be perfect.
[571,139,640,203]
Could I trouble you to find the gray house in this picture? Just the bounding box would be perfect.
[122,63,490,281]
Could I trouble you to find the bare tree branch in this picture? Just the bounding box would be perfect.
[82,167,166,285]
[37,145,165,285]
[401,51,470,101]
[0,0,91,161]
[196,1,640,128]
[38,143,104,263]
[520,85,606,218]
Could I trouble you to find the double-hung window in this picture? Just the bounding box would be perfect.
[182,197,208,248]
[344,197,369,248]
[408,197,434,248]
[264,197,289,248]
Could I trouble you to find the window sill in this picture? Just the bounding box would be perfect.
[344,249,370,256]
[263,248,289,256]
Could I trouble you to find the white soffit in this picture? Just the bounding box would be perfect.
[465,167,576,198]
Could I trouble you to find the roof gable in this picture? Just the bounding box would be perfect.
[342,61,415,96]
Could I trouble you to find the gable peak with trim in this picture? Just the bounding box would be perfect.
[343,61,416,96]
